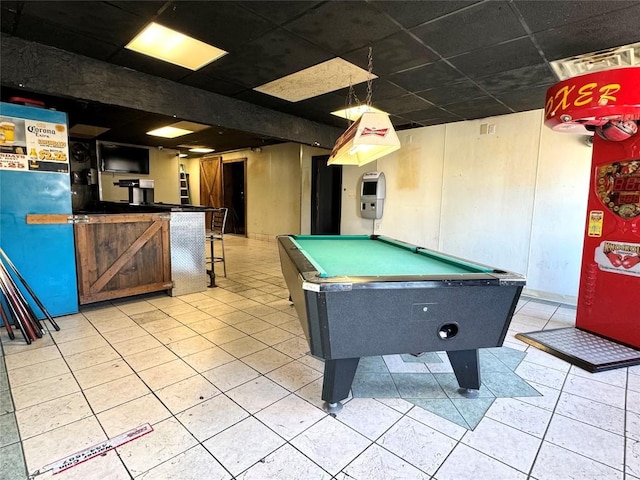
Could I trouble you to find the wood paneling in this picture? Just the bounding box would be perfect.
[74,213,171,304]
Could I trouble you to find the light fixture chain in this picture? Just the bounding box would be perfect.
[366,46,373,107]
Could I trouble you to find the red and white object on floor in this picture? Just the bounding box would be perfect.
[545,67,640,348]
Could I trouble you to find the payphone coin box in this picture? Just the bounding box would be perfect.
[360,171,385,220]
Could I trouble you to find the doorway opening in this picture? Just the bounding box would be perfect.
[222,160,246,235]
[311,155,342,234]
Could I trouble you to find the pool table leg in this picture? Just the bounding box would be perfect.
[322,357,360,414]
[446,349,481,394]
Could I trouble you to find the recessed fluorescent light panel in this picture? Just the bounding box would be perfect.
[126,22,227,70]
[147,126,193,138]
[331,105,389,122]
[147,120,211,139]
[189,147,215,153]
[550,42,640,80]
[254,58,376,102]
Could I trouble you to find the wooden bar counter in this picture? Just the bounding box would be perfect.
[74,212,172,304]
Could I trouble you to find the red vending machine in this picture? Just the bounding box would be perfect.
[545,67,640,349]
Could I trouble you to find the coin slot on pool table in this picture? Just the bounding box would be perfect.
[438,323,459,339]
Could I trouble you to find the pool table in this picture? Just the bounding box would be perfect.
[277,235,526,412]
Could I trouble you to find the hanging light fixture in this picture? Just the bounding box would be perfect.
[327,47,400,166]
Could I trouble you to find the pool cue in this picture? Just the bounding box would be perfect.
[0,265,39,341]
[0,275,33,344]
[0,298,15,340]
[0,248,60,331]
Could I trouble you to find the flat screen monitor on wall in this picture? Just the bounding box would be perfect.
[99,142,150,174]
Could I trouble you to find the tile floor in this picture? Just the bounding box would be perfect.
[0,235,638,480]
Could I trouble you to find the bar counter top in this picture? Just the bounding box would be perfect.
[75,201,213,214]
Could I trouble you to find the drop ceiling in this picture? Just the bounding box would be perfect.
[1,0,639,154]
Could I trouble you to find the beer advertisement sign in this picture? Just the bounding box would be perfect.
[0,115,69,173]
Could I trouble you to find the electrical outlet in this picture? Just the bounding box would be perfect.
[374,222,381,231]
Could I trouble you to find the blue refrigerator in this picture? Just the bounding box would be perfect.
[0,102,78,317]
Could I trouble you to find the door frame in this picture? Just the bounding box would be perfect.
[222,158,247,236]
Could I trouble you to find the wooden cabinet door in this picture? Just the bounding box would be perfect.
[75,214,171,304]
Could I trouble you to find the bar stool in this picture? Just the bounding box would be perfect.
[205,207,228,287]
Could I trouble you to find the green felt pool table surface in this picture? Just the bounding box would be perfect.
[291,235,494,277]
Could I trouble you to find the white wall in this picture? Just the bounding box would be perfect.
[221,143,302,241]
[340,108,592,304]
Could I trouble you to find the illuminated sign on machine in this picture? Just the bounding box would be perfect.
[596,160,640,218]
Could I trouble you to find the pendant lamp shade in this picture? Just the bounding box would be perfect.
[327,112,400,166]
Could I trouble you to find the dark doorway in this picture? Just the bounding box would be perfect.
[311,155,342,234]
[222,159,246,235]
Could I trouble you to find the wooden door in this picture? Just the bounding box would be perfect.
[200,156,223,228]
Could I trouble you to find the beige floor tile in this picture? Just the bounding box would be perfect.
[202,326,247,345]
[12,373,80,410]
[97,394,171,438]
[7,357,70,389]
[73,358,133,389]
[251,326,296,346]
[241,348,293,374]
[49,324,98,344]
[137,445,230,480]
[56,334,109,357]
[227,376,288,414]
[64,345,121,371]
[219,336,268,358]
[202,360,260,392]
[255,394,326,440]
[111,335,163,357]
[166,335,215,357]
[140,317,183,334]
[152,325,198,344]
[159,303,199,317]
[123,346,178,372]
[116,417,197,477]
[176,394,248,441]
[155,375,220,414]
[182,347,235,372]
[436,444,527,480]
[138,359,197,390]
[90,316,138,334]
[100,324,149,344]
[22,416,106,473]
[172,310,214,324]
[203,417,285,476]
[113,300,157,316]
[16,392,93,440]
[266,360,322,392]
[4,345,61,371]
[84,374,150,413]
[186,317,227,334]
[291,416,371,476]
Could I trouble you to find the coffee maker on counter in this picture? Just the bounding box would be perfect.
[114,178,155,205]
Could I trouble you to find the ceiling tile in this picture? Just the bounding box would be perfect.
[238,1,322,25]
[371,1,482,29]
[443,96,512,119]
[202,28,332,88]
[335,80,408,103]
[107,1,166,18]
[493,84,554,113]
[8,12,120,61]
[475,64,556,97]
[533,6,640,61]
[417,79,487,104]
[375,94,434,115]
[21,1,145,47]
[398,108,463,124]
[448,37,544,78]
[343,31,439,76]
[410,1,527,57]
[285,1,400,54]
[388,61,464,92]
[156,1,275,53]
[513,1,639,33]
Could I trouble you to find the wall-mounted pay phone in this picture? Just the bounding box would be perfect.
[360,171,385,220]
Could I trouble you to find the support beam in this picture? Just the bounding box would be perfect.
[0,34,342,149]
